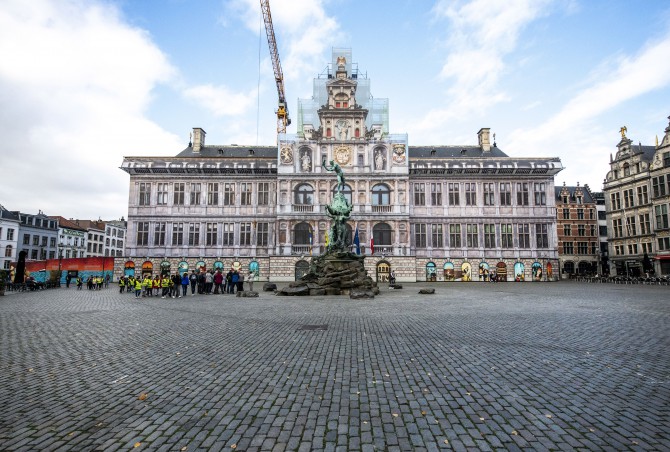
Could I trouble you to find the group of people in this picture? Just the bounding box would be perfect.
[118,268,256,299]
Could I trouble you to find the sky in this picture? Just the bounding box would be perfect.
[1,0,670,221]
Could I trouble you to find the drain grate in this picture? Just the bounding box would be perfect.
[297,324,328,331]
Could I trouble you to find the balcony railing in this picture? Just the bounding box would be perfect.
[371,205,393,213]
[293,204,314,213]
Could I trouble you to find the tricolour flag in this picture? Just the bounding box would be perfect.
[325,231,329,247]
[353,227,360,255]
[370,236,374,255]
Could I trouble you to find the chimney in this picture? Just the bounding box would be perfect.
[478,128,491,152]
[192,127,206,153]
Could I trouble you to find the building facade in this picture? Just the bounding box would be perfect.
[1,206,20,270]
[50,216,87,259]
[555,183,600,276]
[13,210,59,261]
[104,219,127,257]
[121,49,563,282]
[603,117,670,276]
[591,190,609,274]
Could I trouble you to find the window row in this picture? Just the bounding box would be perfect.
[561,242,599,255]
[612,213,654,238]
[613,242,654,256]
[413,182,548,207]
[22,234,57,247]
[412,223,550,249]
[560,208,596,220]
[136,222,271,247]
[139,182,272,207]
[561,224,598,237]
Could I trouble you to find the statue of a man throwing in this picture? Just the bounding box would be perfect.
[323,159,346,193]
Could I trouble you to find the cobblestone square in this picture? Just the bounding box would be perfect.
[0,282,668,451]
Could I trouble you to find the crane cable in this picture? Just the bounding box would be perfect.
[256,6,262,146]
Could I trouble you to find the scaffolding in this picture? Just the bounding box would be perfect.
[296,48,389,138]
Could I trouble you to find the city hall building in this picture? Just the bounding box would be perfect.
[120,49,563,282]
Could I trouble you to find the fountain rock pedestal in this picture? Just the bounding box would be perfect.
[276,251,378,297]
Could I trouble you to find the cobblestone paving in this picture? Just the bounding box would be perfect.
[0,282,668,451]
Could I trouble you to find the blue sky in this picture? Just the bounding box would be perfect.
[1,0,669,220]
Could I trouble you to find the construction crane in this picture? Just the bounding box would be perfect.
[260,0,291,135]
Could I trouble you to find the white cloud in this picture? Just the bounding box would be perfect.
[409,0,554,137]
[0,0,181,220]
[508,30,670,187]
[183,84,256,116]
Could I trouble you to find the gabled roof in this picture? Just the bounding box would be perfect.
[554,185,595,204]
[48,216,87,232]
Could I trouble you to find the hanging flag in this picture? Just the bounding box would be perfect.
[370,236,374,255]
[353,227,360,255]
[309,231,313,255]
[325,231,329,247]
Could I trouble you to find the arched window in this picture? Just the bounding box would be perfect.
[334,93,349,108]
[295,260,310,281]
[373,222,392,246]
[105,238,110,246]
[294,184,314,205]
[5,245,12,257]
[294,222,312,245]
[563,261,575,274]
[355,128,360,138]
[326,128,332,137]
[331,184,353,205]
[371,184,391,206]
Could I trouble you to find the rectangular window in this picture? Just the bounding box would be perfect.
[23,234,30,245]
[613,218,623,238]
[562,208,570,220]
[50,237,56,247]
[536,224,549,248]
[258,183,270,205]
[625,217,636,236]
[577,242,588,254]
[448,183,460,206]
[172,223,184,246]
[590,225,596,236]
[516,183,529,206]
[205,223,218,246]
[501,224,513,248]
[41,236,47,246]
[223,183,235,206]
[652,176,667,198]
[658,237,670,251]
[637,185,649,205]
[449,224,461,247]
[578,224,586,236]
[563,224,571,236]
[240,222,252,245]
[563,242,574,254]
[207,183,219,206]
[156,183,168,205]
[534,183,546,205]
[188,223,200,246]
[610,192,621,210]
[32,235,39,246]
[136,222,149,246]
[431,224,443,248]
[655,204,669,229]
[31,250,38,260]
[483,183,495,206]
[518,224,530,248]
[639,213,651,235]
[222,223,234,245]
[623,189,634,208]
[138,183,151,206]
[627,243,638,255]
[414,183,426,206]
[240,183,252,205]
[415,223,427,248]
[173,183,185,205]
[154,222,166,246]
[430,183,442,206]
[257,222,269,246]
[499,182,511,206]
[577,209,584,220]
[190,183,201,205]
[484,224,496,248]
[465,183,477,206]
[466,224,478,247]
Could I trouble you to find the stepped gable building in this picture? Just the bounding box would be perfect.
[555,183,599,277]
[121,48,563,282]
[604,117,670,276]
